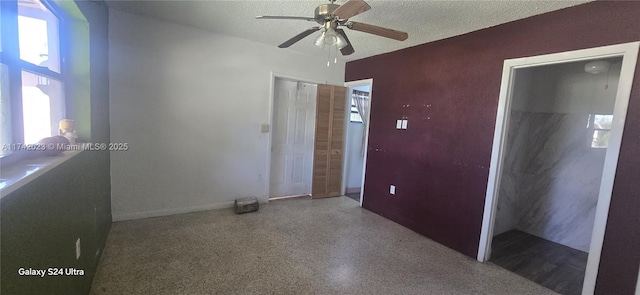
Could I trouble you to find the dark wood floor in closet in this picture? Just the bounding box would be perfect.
[490,230,588,295]
[345,192,360,202]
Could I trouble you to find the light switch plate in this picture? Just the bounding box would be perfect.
[396,120,402,129]
[402,120,408,129]
[390,185,396,195]
[261,124,270,133]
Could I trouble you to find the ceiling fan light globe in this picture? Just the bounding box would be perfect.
[323,28,339,46]
[324,34,338,46]
[314,32,326,47]
[336,34,348,49]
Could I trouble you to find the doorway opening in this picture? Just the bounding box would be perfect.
[268,77,318,199]
[342,79,373,206]
[267,74,351,201]
[478,42,639,294]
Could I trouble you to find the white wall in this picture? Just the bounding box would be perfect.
[512,59,621,113]
[345,122,364,191]
[109,9,345,220]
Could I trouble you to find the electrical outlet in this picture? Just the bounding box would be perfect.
[390,185,396,195]
[76,238,81,260]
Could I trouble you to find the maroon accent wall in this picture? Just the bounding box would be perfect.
[346,2,640,294]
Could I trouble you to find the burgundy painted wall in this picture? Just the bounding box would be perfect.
[346,2,640,294]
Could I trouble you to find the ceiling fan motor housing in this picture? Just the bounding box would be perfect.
[314,4,339,24]
[258,0,407,54]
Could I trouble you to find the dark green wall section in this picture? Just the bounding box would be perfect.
[77,1,110,251]
[62,4,92,142]
[1,151,110,294]
[1,1,110,294]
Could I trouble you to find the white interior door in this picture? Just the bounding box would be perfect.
[270,79,317,197]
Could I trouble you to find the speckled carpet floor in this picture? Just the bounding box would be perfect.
[90,196,556,295]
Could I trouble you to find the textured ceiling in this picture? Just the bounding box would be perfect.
[105,0,593,62]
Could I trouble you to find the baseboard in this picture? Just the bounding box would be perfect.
[112,201,236,221]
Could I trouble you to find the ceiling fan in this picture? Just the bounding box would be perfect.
[256,0,408,56]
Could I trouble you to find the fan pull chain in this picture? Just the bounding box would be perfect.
[334,44,338,64]
[327,44,331,67]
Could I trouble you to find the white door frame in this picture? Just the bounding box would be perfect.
[636,268,640,295]
[476,42,639,294]
[635,267,640,295]
[341,79,374,207]
[266,72,324,200]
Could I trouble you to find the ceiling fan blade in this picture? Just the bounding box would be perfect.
[336,29,355,56]
[347,21,408,41]
[278,27,321,48]
[332,0,371,20]
[256,16,315,22]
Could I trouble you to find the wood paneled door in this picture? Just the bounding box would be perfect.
[312,84,347,199]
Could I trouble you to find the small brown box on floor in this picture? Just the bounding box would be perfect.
[234,197,259,214]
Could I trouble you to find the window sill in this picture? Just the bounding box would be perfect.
[0,150,83,198]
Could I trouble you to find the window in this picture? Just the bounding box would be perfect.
[22,71,64,144]
[18,0,60,73]
[1,64,10,146]
[589,114,613,149]
[0,0,65,153]
[350,98,363,123]
[350,90,370,123]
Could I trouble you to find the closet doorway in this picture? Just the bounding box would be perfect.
[267,74,349,200]
[478,42,639,294]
